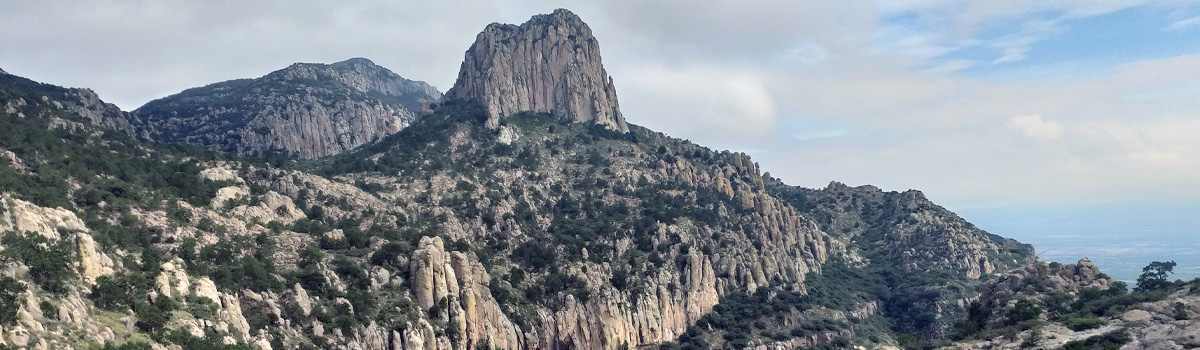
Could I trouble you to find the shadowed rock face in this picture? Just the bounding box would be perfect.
[134,58,441,159]
[446,9,630,132]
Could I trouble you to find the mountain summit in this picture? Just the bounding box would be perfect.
[446,9,630,132]
[135,58,440,159]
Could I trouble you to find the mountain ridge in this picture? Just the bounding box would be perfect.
[133,57,441,159]
[5,8,1192,350]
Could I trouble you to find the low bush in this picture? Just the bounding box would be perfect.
[1065,316,1105,331]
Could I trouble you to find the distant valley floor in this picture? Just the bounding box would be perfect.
[962,201,1200,281]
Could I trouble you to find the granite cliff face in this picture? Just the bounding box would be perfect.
[134,58,441,158]
[446,9,629,132]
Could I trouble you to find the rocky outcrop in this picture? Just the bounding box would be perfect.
[69,88,143,137]
[226,191,306,224]
[0,197,114,285]
[0,71,141,137]
[409,237,523,350]
[748,331,848,350]
[135,58,441,158]
[972,259,1114,327]
[76,233,115,284]
[0,197,88,240]
[446,9,629,132]
[980,259,1112,299]
[947,285,1200,350]
[772,181,1034,279]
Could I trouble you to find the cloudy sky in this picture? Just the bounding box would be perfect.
[2,1,1199,221]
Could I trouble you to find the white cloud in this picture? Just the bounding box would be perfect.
[993,47,1030,64]
[620,63,778,142]
[991,19,1065,64]
[923,59,977,73]
[1167,15,1200,31]
[780,44,830,65]
[1009,114,1065,140]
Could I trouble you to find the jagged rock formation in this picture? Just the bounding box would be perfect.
[0,70,141,136]
[978,258,1112,308]
[135,58,441,158]
[771,181,1034,279]
[446,9,629,132]
[947,281,1200,350]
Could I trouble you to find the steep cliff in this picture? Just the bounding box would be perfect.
[135,58,441,158]
[446,9,629,132]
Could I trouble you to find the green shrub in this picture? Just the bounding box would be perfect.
[369,242,411,267]
[91,273,147,311]
[0,275,25,325]
[1065,316,1105,331]
[39,300,58,319]
[1060,329,1131,350]
[511,241,556,271]
[100,341,154,350]
[1174,302,1190,320]
[1,231,76,294]
[1022,326,1041,347]
[1007,299,1042,325]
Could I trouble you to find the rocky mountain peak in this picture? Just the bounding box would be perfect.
[134,58,441,159]
[446,8,630,132]
[268,58,441,102]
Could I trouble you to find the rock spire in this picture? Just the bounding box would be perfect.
[446,9,629,132]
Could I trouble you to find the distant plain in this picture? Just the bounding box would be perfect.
[963,201,1200,282]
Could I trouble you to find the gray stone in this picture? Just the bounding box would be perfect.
[446,9,629,132]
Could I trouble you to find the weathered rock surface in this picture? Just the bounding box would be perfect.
[975,258,1114,326]
[0,71,141,136]
[135,58,441,158]
[446,9,629,132]
[76,232,115,284]
[0,197,114,286]
[946,285,1200,350]
[0,197,88,240]
[772,181,1034,279]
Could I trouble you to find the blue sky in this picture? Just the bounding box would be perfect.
[933,5,1200,82]
[1,0,1198,273]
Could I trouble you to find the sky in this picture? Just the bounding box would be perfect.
[2,1,1199,271]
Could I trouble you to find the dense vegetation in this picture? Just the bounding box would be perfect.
[663,260,892,349]
[768,180,1030,342]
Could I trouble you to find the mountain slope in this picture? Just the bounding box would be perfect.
[134,58,441,159]
[1,69,141,137]
[0,9,1075,350]
[322,100,839,348]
